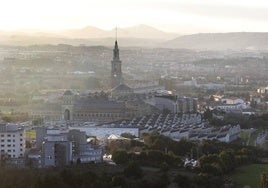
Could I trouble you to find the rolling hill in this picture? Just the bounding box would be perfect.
[164,32,268,50]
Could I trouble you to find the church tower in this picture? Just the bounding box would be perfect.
[111,31,123,88]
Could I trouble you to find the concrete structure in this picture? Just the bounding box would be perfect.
[177,97,197,113]
[73,144,103,164]
[153,92,197,113]
[42,141,72,167]
[36,127,47,149]
[68,129,103,164]
[154,94,177,113]
[0,123,25,159]
[39,128,103,167]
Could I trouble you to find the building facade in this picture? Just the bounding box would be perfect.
[154,93,198,114]
[0,123,25,159]
[38,128,103,167]
[42,141,72,167]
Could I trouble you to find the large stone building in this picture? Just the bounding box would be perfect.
[30,40,153,123]
[60,37,154,121]
[62,91,129,122]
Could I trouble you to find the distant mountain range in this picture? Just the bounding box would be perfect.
[61,24,179,39]
[164,32,268,50]
[0,25,179,47]
[1,25,268,50]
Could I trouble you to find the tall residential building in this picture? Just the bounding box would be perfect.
[41,129,72,167]
[111,40,123,88]
[0,123,25,159]
[42,141,72,167]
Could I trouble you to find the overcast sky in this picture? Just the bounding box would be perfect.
[1,0,268,33]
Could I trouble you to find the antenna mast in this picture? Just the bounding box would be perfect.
[115,26,117,41]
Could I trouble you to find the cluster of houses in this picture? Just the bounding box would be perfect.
[0,112,242,168]
[103,113,241,143]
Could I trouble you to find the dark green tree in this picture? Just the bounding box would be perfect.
[124,161,143,178]
[112,149,129,164]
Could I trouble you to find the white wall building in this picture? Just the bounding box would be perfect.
[69,126,139,139]
[0,123,25,159]
[225,98,244,105]
[216,103,248,111]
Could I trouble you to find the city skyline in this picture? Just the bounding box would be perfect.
[1,0,268,34]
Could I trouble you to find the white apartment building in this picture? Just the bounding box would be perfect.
[0,123,25,159]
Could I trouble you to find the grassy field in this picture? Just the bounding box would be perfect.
[249,129,263,146]
[229,164,268,188]
[25,129,36,140]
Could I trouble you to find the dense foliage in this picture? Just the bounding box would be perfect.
[1,132,267,188]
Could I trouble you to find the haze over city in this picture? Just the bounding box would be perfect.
[0,1,268,188]
[1,0,268,33]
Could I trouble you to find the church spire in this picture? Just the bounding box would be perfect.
[113,28,120,61]
[111,27,122,88]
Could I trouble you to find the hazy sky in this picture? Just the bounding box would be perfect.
[1,0,268,33]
